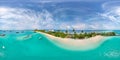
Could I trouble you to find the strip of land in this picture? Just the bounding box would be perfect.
[37,31,108,51]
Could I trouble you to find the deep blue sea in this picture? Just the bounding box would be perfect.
[0,30,120,60]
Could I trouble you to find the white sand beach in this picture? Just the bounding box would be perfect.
[38,32,109,51]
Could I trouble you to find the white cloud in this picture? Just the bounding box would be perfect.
[71,23,86,30]
[58,22,86,30]
[0,0,108,3]
[101,1,120,23]
[85,1,120,30]
[0,7,88,30]
[0,7,56,30]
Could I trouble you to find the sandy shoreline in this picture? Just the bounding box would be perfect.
[37,32,108,51]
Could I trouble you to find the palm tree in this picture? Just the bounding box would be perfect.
[72,28,75,32]
[65,30,68,34]
[72,28,77,39]
[81,30,84,33]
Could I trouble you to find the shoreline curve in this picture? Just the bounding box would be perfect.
[37,32,109,51]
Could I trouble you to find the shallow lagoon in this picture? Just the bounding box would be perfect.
[0,30,120,60]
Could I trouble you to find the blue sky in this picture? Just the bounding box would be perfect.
[0,0,120,30]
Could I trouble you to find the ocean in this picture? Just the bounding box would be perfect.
[0,30,120,60]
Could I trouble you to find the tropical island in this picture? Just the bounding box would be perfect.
[34,29,116,51]
[34,29,116,39]
[34,29,117,51]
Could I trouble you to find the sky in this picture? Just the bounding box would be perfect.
[0,0,120,30]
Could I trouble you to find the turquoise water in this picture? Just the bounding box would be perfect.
[0,31,120,60]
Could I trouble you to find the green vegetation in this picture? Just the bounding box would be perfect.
[34,29,116,39]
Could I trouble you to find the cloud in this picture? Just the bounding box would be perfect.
[101,1,120,23]
[0,7,56,30]
[82,1,120,30]
[0,0,110,3]
[102,1,120,10]
[0,7,88,30]
[58,23,86,30]
[71,23,86,30]
[1,1,120,30]
[89,22,120,30]
[29,0,114,3]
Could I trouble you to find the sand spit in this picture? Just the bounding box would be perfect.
[38,32,109,51]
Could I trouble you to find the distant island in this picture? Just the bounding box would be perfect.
[34,29,116,39]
